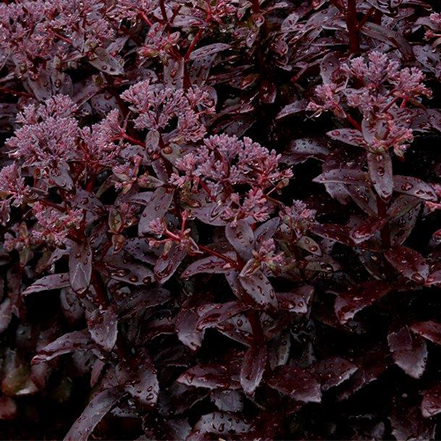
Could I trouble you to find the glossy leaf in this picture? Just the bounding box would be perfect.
[240,344,267,395]
[385,246,429,283]
[32,330,92,364]
[394,176,437,201]
[225,220,255,261]
[388,327,427,379]
[138,187,174,236]
[64,387,122,441]
[313,357,358,391]
[334,281,391,324]
[69,241,92,295]
[410,321,441,346]
[367,151,393,201]
[87,307,118,352]
[239,271,278,309]
[268,366,322,403]
[22,274,70,296]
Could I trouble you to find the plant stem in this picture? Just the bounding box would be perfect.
[197,244,239,268]
[346,0,360,54]
[376,194,390,250]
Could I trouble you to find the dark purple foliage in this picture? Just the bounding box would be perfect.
[1,0,441,440]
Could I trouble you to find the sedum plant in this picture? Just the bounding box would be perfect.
[1,0,441,440]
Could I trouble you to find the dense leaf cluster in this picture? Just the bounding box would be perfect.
[1,0,441,440]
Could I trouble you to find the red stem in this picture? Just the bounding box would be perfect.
[197,244,240,268]
[376,194,391,250]
[346,0,360,54]
[251,0,260,13]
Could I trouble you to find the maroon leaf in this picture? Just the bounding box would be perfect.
[421,384,441,418]
[313,169,369,186]
[410,321,441,345]
[182,252,237,278]
[22,273,70,296]
[69,241,92,295]
[310,223,354,246]
[367,151,393,201]
[240,344,267,395]
[88,47,124,75]
[327,129,366,147]
[393,175,438,201]
[313,357,358,391]
[196,301,248,331]
[177,364,235,390]
[117,352,159,407]
[225,220,255,261]
[188,412,250,440]
[268,366,322,403]
[350,218,384,244]
[296,236,322,256]
[334,281,391,324]
[64,387,122,441]
[60,288,84,325]
[385,246,429,283]
[362,22,414,61]
[176,306,204,351]
[239,271,278,309]
[254,218,280,243]
[388,327,427,379]
[32,330,92,364]
[210,390,244,412]
[390,203,420,246]
[276,285,314,313]
[138,187,174,236]
[281,137,329,163]
[154,243,187,284]
[189,43,231,61]
[87,307,118,352]
[277,99,309,120]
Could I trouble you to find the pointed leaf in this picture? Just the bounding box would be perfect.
[138,187,174,236]
[23,273,69,296]
[32,330,92,364]
[385,246,429,283]
[87,307,118,352]
[154,243,187,284]
[182,252,237,278]
[225,220,255,261]
[239,271,278,309]
[313,357,358,391]
[276,285,314,313]
[64,387,122,441]
[393,176,437,201]
[117,352,159,407]
[388,327,427,379]
[69,241,92,295]
[177,364,235,390]
[268,366,322,403]
[410,321,441,346]
[196,301,248,331]
[334,281,391,324]
[314,169,370,186]
[367,151,393,200]
[189,43,231,61]
[327,129,366,147]
[88,48,124,75]
[240,344,267,395]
